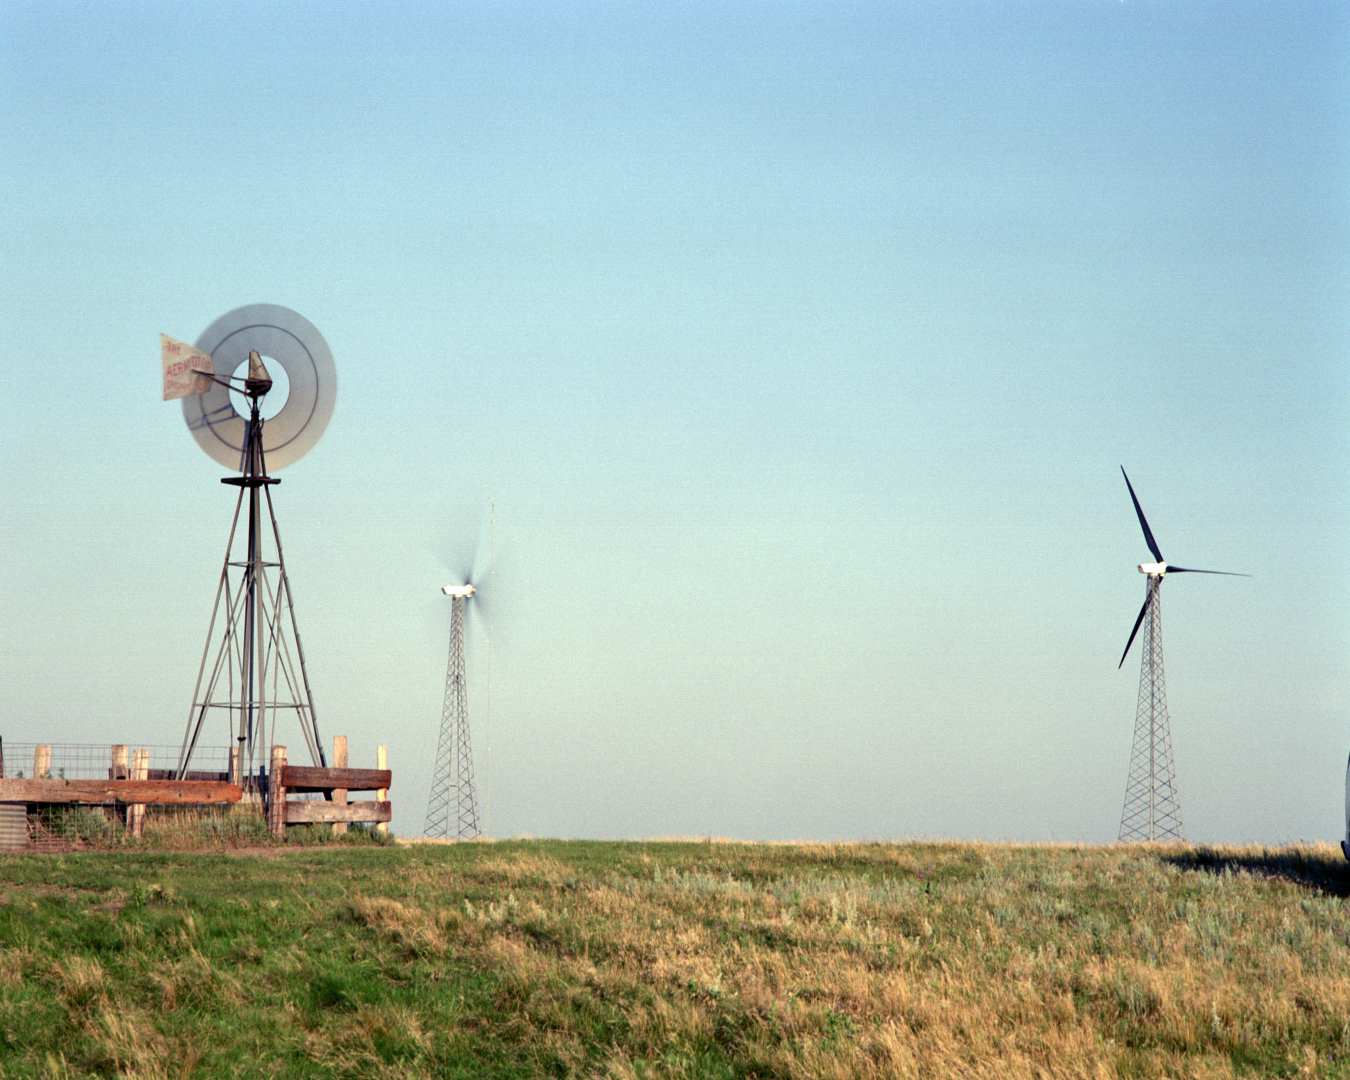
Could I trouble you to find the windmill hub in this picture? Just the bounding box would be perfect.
[442,584,475,597]
[1138,561,1167,576]
[227,355,291,421]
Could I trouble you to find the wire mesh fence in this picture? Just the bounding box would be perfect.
[0,743,261,850]
[0,743,235,781]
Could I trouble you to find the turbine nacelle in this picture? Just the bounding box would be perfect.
[1138,562,1167,576]
[442,584,475,598]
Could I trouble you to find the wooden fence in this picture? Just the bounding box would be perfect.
[266,743,392,838]
[0,739,390,850]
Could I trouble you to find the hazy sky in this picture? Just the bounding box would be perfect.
[3,1,1346,843]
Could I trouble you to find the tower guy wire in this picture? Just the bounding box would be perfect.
[485,498,494,837]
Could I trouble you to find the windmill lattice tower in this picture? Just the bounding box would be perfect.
[163,307,337,786]
[179,384,325,783]
[424,584,480,839]
[1115,468,1245,843]
[1118,573,1183,841]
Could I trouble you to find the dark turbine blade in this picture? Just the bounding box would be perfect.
[1121,467,1164,564]
[1164,566,1251,577]
[1119,594,1152,669]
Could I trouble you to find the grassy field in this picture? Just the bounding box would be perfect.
[0,836,1347,1079]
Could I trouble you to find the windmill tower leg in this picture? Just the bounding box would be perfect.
[1119,576,1185,841]
[424,595,481,839]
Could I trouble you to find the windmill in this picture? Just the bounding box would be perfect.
[424,515,495,839]
[1116,467,1246,842]
[162,305,338,788]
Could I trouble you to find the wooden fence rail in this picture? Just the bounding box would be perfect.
[285,801,392,824]
[0,779,242,805]
[281,767,392,792]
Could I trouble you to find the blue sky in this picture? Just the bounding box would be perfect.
[2,1,1346,842]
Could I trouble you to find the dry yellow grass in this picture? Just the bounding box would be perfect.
[343,840,1350,1077]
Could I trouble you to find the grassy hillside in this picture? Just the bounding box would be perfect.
[0,838,1347,1078]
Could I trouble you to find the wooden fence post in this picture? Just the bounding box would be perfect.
[33,746,51,781]
[268,746,287,838]
[128,749,148,838]
[331,736,348,836]
[375,746,388,836]
[110,746,129,827]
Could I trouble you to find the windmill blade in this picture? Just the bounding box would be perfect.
[450,542,482,590]
[462,544,494,631]
[447,520,502,637]
[465,579,492,638]
[473,524,511,639]
[433,523,486,583]
[430,508,484,569]
[1121,467,1164,564]
[1164,566,1251,577]
[1119,593,1152,669]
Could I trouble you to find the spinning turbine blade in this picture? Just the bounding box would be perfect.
[1163,566,1251,577]
[1121,467,1163,563]
[1119,593,1152,669]
[441,518,497,632]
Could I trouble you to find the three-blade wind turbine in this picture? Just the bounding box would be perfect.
[1117,467,1247,842]
[424,518,495,840]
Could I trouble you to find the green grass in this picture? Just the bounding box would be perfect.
[0,839,1347,1078]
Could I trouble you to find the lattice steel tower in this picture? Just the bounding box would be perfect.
[1115,468,1246,843]
[1118,574,1183,841]
[424,584,480,838]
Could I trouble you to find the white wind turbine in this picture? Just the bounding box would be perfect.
[1117,467,1247,842]
[423,509,496,839]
